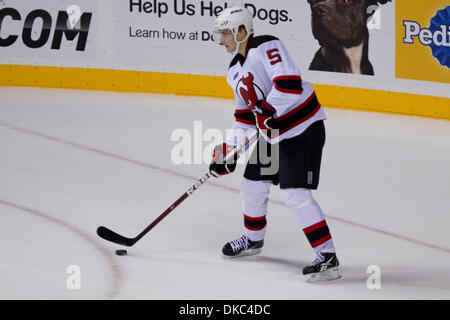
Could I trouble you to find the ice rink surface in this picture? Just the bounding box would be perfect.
[0,87,449,300]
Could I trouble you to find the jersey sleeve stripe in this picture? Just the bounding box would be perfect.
[236,118,256,125]
[273,75,304,95]
[270,93,321,136]
[234,109,256,125]
[277,104,321,135]
[276,93,317,121]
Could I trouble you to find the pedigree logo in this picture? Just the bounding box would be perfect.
[396,2,450,83]
[403,7,450,68]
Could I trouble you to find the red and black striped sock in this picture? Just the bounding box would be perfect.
[243,214,267,241]
[302,220,333,252]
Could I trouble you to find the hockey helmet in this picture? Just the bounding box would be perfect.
[212,6,254,45]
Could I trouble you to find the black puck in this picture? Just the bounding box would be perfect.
[115,249,127,256]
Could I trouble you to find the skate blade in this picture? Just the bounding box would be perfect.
[304,266,341,283]
[222,248,262,259]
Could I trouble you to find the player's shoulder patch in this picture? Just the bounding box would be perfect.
[249,35,279,50]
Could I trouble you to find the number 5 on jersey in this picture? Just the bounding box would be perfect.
[266,48,282,65]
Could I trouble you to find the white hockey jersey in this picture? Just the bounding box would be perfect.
[225,35,326,145]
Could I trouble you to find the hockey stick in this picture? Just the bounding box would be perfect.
[96,130,258,247]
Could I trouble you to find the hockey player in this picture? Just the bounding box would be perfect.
[209,7,341,282]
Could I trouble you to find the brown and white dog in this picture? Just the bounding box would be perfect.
[307,0,391,75]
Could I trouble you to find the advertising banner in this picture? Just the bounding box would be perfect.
[0,0,97,60]
[396,0,450,84]
[114,0,302,75]
[113,0,396,79]
[0,0,448,119]
[305,0,393,76]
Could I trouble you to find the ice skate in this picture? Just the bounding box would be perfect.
[222,234,264,258]
[303,252,341,282]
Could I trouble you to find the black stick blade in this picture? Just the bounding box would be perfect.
[97,226,135,247]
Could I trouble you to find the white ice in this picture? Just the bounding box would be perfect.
[0,87,449,299]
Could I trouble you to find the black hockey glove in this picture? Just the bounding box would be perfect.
[253,99,276,133]
[209,143,238,178]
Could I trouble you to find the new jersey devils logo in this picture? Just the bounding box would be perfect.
[236,72,265,110]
